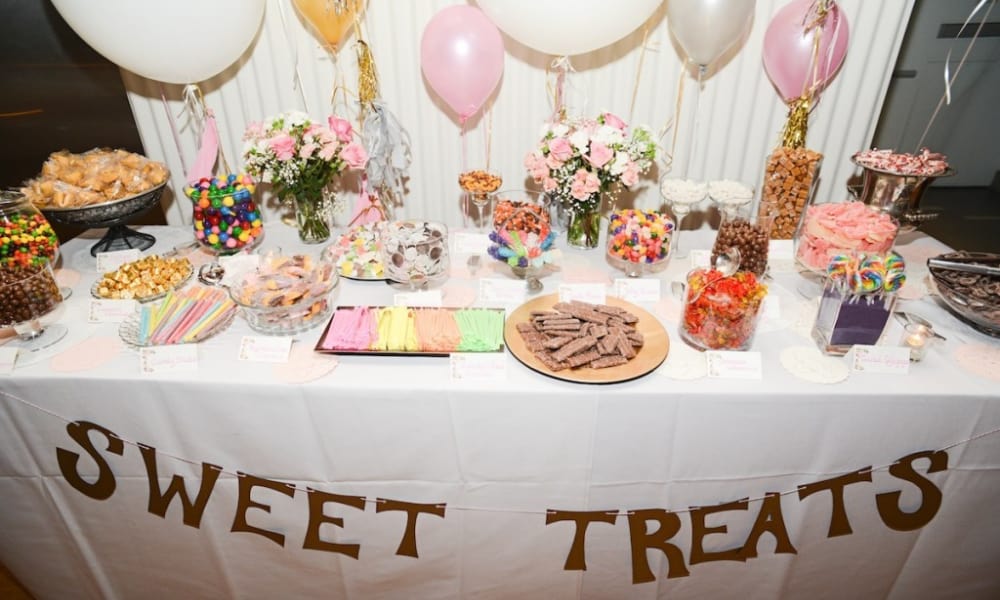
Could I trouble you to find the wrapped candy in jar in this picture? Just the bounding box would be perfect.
[186,174,263,255]
[380,220,450,289]
[1,190,60,268]
[812,252,905,355]
[681,268,767,351]
[606,209,673,277]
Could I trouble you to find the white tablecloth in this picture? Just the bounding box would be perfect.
[2,224,999,599]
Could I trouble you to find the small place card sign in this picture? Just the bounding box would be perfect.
[450,353,506,381]
[0,347,19,375]
[769,240,794,261]
[139,345,198,375]
[95,249,141,272]
[479,278,526,307]
[690,249,712,269]
[88,299,138,323]
[394,290,443,307]
[613,278,661,304]
[851,345,910,374]
[453,232,492,255]
[238,336,292,363]
[559,283,606,305]
[218,254,261,287]
[706,351,763,379]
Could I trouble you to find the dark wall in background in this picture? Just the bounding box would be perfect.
[0,0,164,229]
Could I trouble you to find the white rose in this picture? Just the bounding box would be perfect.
[609,151,630,176]
[569,129,590,152]
[285,111,310,127]
[551,123,570,137]
[594,125,623,146]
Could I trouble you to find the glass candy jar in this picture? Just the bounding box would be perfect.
[794,199,899,275]
[760,147,823,240]
[710,204,773,277]
[186,175,264,255]
[606,209,673,277]
[488,201,556,293]
[812,252,906,356]
[0,259,67,351]
[681,267,768,351]
[381,220,450,289]
[0,190,60,268]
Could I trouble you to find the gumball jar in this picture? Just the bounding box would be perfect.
[0,190,60,268]
[185,174,264,255]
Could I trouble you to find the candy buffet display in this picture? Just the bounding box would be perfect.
[794,201,898,272]
[229,253,338,335]
[927,252,1000,336]
[812,252,906,355]
[760,147,822,239]
[681,268,768,351]
[710,207,772,277]
[121,287,236,347]
[0,191,59,267]
[186,175,263,254]
[316,306,505,354]
[21,149,168,208]
[93,255,193,301]
[0,260,66,350]
[381,220,449,288]
[322,223,386,280]
[504,295,669,384]
[606,209,673,277]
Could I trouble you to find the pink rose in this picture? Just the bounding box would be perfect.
[570,169,600,201]
[548,137,573,161]
[268,133,296,161]
[299,143,318,159]
[524,151,544,170]
[582,170,600,195]
[339,141,369,169]
[318,142,339,161]
[585,142,613,169]
[603,112,626,131]
[530,165,550,183]
[546,153,564,170]
[543,177,558,192]
[621,161,640,187]
[328,116,354,142]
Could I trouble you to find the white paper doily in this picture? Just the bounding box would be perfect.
[272,344,338,384]
[657,342,708,380]
[790,298,820,340]
[953,343,1000,383]
[897,275,929,301]
[780,345,849,384]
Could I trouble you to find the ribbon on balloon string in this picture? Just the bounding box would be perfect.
[159,84,190,180]
[346,174,388,226]
[628,25,653,124]
[916,0,996,151]
[657,66,684,175]
[180,84,232,181]
[485,99,494,172]
[2,386,999,517]
[780,0,838,149]
[546,56,584,123]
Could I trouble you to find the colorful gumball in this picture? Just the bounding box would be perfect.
[184,173,263,254]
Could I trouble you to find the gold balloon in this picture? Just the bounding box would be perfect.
[292,0,364,51]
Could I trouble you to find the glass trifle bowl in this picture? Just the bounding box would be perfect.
[380,220,450,290]
[605,208,674,278]
[660,176,707,259]
[0,258,67,351]
[228,252,339,335]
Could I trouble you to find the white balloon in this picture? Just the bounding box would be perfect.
[477,0,661,57]
[667,0,756,67]
[50,0,266,84]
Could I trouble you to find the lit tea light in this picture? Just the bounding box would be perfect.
[900,322,934,361]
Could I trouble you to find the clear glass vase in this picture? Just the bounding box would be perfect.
[293,190,334,244]
[566,207,601,249]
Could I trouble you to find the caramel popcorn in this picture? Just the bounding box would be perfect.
[96,255,191,300]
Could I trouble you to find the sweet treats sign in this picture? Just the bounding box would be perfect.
[55,419,947,585]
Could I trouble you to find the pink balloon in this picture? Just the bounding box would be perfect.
[763,0,849,103]
[420,6,504,123]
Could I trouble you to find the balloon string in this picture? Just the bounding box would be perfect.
[628,25,651,124]
[547,56,574,122]
[485,100,494,172]
[461,117,469,227]
[915,0,995,151]
[276,0,312,115]
[684,64,705,180]
[659,65,685,174]
[159,84,189,178]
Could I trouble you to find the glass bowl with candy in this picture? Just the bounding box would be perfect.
[487,202,557,293]
[680,258,768,352]
[0,258,67,351]
[228,252,339,335]
[811,252,906,356]
[185,174,264,256]
[605,209,673,278]
[380,220,450,290]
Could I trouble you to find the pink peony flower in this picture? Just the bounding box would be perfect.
[621,161,640,187]
[585,142,613,169]
[543,177,558,192]
[603,112,627,131]
[548,137,574,162]
[269,133,296,161]
[299,143,318,159]
[339,141,369,169]
[328,116,354,143]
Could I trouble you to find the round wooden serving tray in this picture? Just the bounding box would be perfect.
[504,293,669,384]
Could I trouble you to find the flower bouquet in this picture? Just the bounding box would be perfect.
[243,111,368,243]
[524,112,656,248]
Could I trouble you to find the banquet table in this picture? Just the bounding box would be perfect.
[1,223,999,599]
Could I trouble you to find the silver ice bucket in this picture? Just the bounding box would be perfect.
[848,157,954,232]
